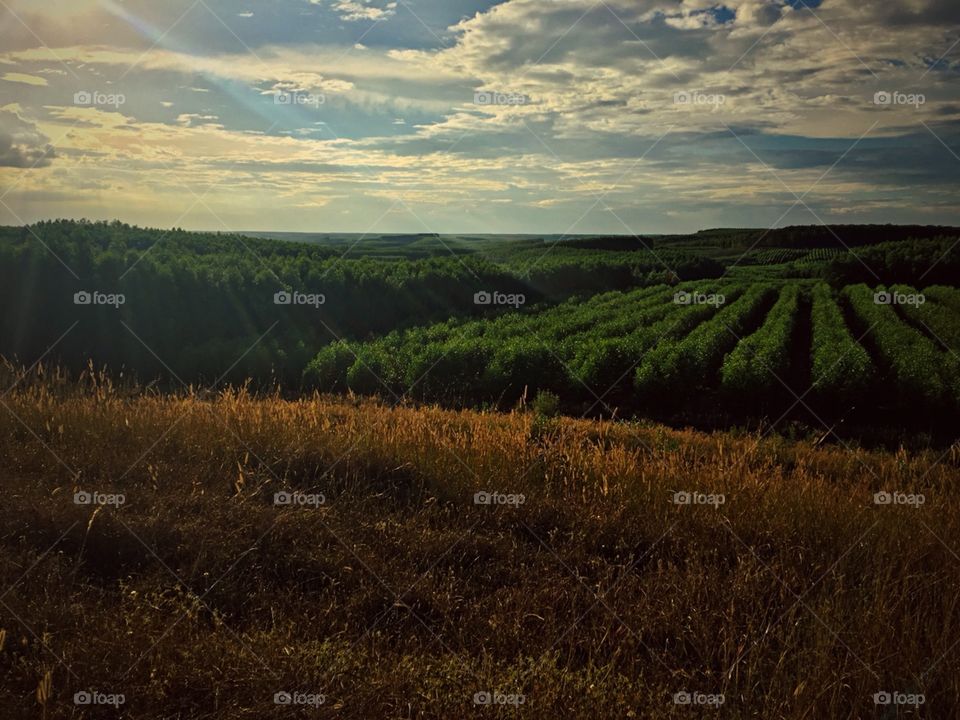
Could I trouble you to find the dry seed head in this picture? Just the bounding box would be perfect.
[36,669,52,706]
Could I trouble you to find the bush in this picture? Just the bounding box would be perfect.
[532,390,562,417]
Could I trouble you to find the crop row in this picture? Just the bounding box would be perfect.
[720,284,801,399]
[809,282,875,407]
[634,284,778,405]
[305,282,960,419]
[892,284,960,357]
[306,283,743,402]
[569,287,745,397]
[924,285,960,315]
[843,284,960,406]
[741,248,843,266]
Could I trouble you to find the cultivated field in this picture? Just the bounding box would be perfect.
[307,281,960,438]
[1,366,957,717]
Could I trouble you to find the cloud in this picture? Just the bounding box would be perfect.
[1,0,959,231]
[2,72,49,87]
[316,0,398,22]
[0,108,55,167]
[177,113,223,128]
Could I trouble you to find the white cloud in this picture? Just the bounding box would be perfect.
[2,72,48,87]
[316,0,398,22]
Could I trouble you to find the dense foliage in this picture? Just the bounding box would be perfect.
[891,284,960,350]
[306,278,960,432]
[720,284,801,402]
[808,282,875,409]
[660,224,960,250]
[3,220,960,433]
[925,285,960,314]
[824,238,960,286]
[0,221,721,386]
[843,284,960,407]
[305,283,725,405]
[634,284,777,408]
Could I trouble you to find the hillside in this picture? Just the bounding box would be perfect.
[0,366,957,717]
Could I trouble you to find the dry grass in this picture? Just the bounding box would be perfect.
[1,363,958,717]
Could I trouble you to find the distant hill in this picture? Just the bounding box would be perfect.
[654,224,960,250]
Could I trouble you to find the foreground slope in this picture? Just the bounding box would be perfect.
[0,368,958,717]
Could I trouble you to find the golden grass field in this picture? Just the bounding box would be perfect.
[1,364,958,717]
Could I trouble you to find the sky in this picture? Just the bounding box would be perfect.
[0,0,958,234]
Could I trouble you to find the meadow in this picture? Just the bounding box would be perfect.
[1,364,958,717]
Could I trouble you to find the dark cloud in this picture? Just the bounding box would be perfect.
[0,136,55,167]
[751,3,783,27]
[0,111,55,168]
[880,0,960,27]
